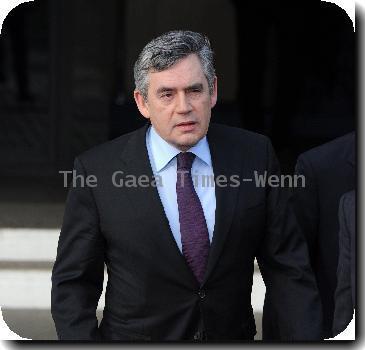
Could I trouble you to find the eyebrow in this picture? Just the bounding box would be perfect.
[186,83,204,91]
[156,83,204,95]
[156,87,174,95]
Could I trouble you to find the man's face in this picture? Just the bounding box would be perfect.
[134,54,217,151]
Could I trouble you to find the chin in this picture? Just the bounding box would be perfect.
[177,135,201,150]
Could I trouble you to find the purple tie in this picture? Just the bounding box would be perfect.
[176,152,210,285]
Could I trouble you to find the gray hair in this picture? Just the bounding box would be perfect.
[134,30,215,100]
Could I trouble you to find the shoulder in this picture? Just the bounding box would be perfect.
[207,124,274,165]
[75,125,146,169]
[297,132,354,168]
[208,123,270,148]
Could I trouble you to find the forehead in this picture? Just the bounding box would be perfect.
[148,54,207,90]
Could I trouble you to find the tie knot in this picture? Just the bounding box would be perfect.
[177,152,195,170]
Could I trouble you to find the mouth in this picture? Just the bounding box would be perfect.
[175,121,197,131]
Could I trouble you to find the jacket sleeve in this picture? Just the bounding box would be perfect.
[291,154,319,267]
[332,193,353,336]
[51,157,105,340]
[256,139,323,341]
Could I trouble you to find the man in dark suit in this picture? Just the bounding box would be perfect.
[333,190,355,336]
[292,132,355,338]
[51,30,322,341]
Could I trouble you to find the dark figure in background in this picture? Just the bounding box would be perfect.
[333,190,355,336]
[0,6,32,102]
[292,132,355,338]
[51,30,322,341]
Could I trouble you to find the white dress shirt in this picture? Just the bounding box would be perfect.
[146,125,216,253]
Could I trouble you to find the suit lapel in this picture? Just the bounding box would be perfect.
[202,124,243,284]
[119,124,199,287]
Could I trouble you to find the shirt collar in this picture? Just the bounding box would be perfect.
[148,125,212,172]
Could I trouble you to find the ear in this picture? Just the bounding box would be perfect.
[210,76,218,108]
[134,90,150,119]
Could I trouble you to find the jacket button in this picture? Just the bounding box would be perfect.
[198,290,206,299]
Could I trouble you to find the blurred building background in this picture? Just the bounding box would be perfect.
[0,0,355,340]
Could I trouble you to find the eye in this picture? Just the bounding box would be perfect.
[188,88,202,97]
[160,92,173,99]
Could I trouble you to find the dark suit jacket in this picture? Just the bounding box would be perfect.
[292,132,355,338]
[51,123,322,341]
[333,190,355,336]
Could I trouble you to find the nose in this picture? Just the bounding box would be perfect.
[176,93,192,114]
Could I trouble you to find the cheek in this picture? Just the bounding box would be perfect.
[150,106,172,123]
[156,104,174,116]
[199,98,212,111]
[155,111,175,133]
[200,104,212,121]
